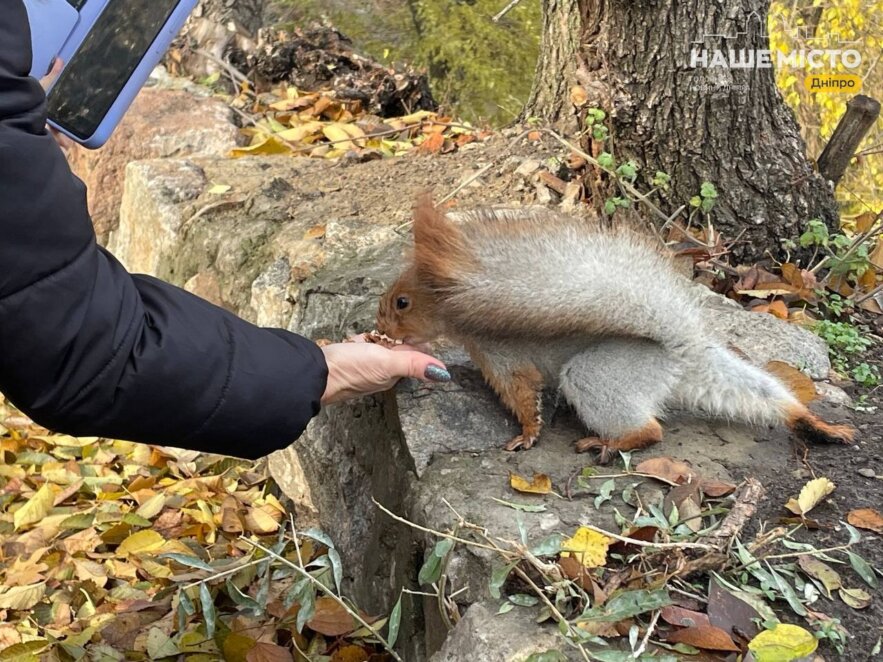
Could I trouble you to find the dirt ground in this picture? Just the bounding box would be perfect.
[748,343,882,660]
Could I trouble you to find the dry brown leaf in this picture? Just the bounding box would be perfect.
[660,605,711,628]
[764,361,818,405]
[509,472,553,495]
[419,132,445,154]
[635,457,696,485]
[847,508,883,534]
[798,555,842,597]
[246,642,294,662]
[784,477,835,516]
[855,211,878,234]
[666,624,740,651]
[331,644,370,662]
[570,85,589,107]
[307,597,356,636]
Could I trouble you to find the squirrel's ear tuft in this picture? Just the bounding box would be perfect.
[411,194,473,289]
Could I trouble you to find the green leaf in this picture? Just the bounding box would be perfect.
[604,198,617,215]
[847,551,879,588]
[843,522,863,544]
[490,497,546,513]
[418,552,441,587]
[388,593,402,649]
[498,601,515,614]
[199,582,216,638]
[489,562,517,599]
[302,528,335,549]
[529,534,563,557]
[700,182,718,199]
[225,578,262,612]
[509,593,539,607]
[594,479,615,509]
[295,586,315,634]
[523,651,567,662]
[578,588,671,623]
[328,547,344,594]
[689,195,702,208]
[597,152,615,169]
[767,564,806,616]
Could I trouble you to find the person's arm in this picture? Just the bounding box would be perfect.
[0,2,329,459]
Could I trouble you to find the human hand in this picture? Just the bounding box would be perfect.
[38,59,75,151]
[320,335,451,405]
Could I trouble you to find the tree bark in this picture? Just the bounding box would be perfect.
[524,0,840,264]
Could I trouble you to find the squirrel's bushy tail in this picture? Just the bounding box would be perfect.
[672,344,853,443]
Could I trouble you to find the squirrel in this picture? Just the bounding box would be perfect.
[375,195,855,462]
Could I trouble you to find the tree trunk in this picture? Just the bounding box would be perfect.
[524,0,839,264]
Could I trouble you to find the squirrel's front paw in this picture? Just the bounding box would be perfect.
[574,437,612,464]
[504,434,538,451]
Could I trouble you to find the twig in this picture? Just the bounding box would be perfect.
[854,279,883,305]
[493,0,525,21]
[440,163,494,205]
[576,522,716,551]
[240,537,404,662]
[706,478,764,547]
[633,609,661,658]
[372,498,505,554]
[180,554,262,591]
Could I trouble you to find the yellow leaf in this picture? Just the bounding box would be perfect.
[230,135,292,158]
[395,110,433,125]
[322,123,356,151]
[784,477,835,516]
[117,529,165,557]
[207,184,232,195]
[560,527,612,568]
[747,623,818,661]
[277,121,324,143]
[31,434,99,448]
[244,506,281,535]
[0,582,46,610]
[14,484,54,531]
[509,472,553,495]
[136,494,166,520]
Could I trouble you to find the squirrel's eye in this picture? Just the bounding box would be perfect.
[395,296,411,311]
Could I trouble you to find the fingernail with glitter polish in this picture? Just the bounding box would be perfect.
[425,365,452,382]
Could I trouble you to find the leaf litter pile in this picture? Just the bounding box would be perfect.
[225,84,487,162]
[0,396,401,662]
[406,454,882,661]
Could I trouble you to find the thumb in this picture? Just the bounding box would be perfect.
[388,350,451,383]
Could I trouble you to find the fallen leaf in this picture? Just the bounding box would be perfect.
[307,597,355,636]
[230,135,292,158]
[699,479,737,498]
[570,85,589,107]
[0,582,46,610]
[13,484,54,531]
[635,457,696,485]
[847,508,883,534]
[747,623,818,660]
[560,526,611,569]
[784,477,835,516]
[330,644,370,662]
[509,472,552,495]
[707,579,770,638]
[207,184,232,195]
[419,132,445,154]
[666,624,740,652]
[660,605,711,628]
[797,555,842,597]
[764,361,817,405]
[839,587,872,609]
[117,529,165,557]
[246,642,295,662]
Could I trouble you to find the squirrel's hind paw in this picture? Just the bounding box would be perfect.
[504,434,538,451]
[575,420,664,464]
[787,408,855,445]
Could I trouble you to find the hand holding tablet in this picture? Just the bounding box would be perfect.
[24,0,198,148]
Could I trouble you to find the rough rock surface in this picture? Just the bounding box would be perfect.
[112,141,851,660]
[67,82,241,243]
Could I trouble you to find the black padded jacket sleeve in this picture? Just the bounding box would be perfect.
[0,1,328,459]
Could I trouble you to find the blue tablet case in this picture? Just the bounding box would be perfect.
[24,0,198,149]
